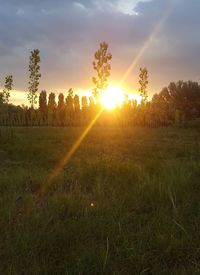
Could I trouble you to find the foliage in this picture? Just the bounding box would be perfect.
[1,80,200,127]
[68,88,74,98]
[152,80,200,120]
[39,90,47,113]
[74,94,80,112]
[2,75,13,104]
[138,67,148,104]
[0,92,4,105]
[58,93,65,110]
[92,42,112,99]
[28,49,41,108]
[48,92,56,110]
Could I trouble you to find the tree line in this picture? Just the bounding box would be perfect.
[0,42,200,127]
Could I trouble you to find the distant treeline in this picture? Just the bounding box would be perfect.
[0,80,200,127]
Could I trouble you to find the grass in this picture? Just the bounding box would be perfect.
[1,125,200,274]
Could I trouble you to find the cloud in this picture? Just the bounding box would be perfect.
[0,0,200,103]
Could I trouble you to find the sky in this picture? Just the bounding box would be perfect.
[0,0,200,105]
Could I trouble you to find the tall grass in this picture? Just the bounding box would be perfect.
[0,126,200,274]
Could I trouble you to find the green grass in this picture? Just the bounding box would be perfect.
[1,125,200,274]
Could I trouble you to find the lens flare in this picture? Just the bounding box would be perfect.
[38,1,173,198]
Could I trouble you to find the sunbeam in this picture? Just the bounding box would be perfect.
[39,1,173,197]
[119,0,173,86]
[38,107,104,197]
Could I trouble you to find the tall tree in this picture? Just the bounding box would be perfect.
[39,90,47,113]
[0,93,3,105]
[28,49,41,108]
[81,96,88,111]
[48,92,56,110]
[138,67,149,104]
[39,90,47,124]
[48,92,56,126]
[73,94,80,126]
[58,93,65,110]
[66,89,74,109]
[58,93,65,126]
[81,96,88,124]
[89,96,95,107]
[68,88,74,98]
[74,94,80,113]
[3,75,13,104]
[92,42,112,99]
[66,89,74,125]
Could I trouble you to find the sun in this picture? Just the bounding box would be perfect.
[100,86,125,110]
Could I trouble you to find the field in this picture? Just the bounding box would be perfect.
[1,125,200,274]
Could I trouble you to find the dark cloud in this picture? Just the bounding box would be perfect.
[0,0,200,100]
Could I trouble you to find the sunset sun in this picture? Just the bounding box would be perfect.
[100,86,125,110]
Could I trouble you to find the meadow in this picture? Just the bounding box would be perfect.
[1,125,200,274]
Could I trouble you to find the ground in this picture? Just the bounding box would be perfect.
[1,125,200,274]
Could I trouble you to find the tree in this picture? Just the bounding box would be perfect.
[66,89,74,110]
[58,93,65,126]
[39,90,47,113]
[74,94,80,113]
[155,81,200,120]
[48,92,56,110]
[28,49,41,108]
[138,67,148,104]
[0,93,3,105]
[58,93,65,110]
[65,89,74,125]
[48,92,56,126]
[74,95,81,125]
[81,96,88,124]
[89,96,95,108]
[82,96,88,110]
[68,88,74,98]
[3,75,13,104]
[39,90,47,124]
[92,42,112,99]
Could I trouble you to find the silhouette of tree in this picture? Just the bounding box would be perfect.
[39,90,47,124]
[28,49,41,108]
[151,80,200,124]
[89,96,95,108]
[48,92,56,125]
[3,75,13,104]
[74,94,80,113]
[58,93,64,108]
[82,96,88,110]
[81,96,88,124]
[39,90,47,113]
[73,94,81,125]
[92,42,112,99]
[58,93,65,126]
[66,89,74,109]
[0,93,3,105]
[48,92,56,110]
[66,89,74,125]
[139,67,148,104]
[68,88,74,98]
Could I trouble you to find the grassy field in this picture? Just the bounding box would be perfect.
[1,125,200,274]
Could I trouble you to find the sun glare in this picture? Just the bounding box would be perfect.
[100,86,125,110]
[128,94,142,104]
